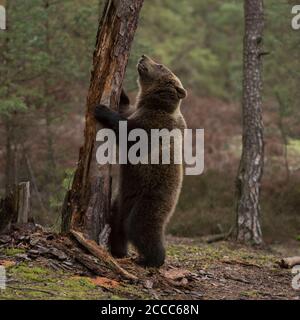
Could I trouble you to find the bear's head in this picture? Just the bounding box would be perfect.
[137,55,187,104]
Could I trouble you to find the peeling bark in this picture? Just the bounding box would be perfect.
[61,0,144,244]
[236,0,265,245]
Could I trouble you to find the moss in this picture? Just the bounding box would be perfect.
[240,290,260,298]
[10,265,50,282]
[1,248,26,256]
[110,295,125,300]
[63,277,97,291]
[0,262,149,300]
[0,263,109,300]
[167,241,277,270]
[116,283,149,300]
[0,241,286,300]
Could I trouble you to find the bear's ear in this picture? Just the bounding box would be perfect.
[175,86,187,99]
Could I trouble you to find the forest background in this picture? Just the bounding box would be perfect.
[0,0,299,243]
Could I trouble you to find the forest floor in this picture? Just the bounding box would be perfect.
[0,225,299,300]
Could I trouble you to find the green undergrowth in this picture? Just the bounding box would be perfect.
[0,240,284,300]
[1,248,26,256]
[0,261,153,300]
[167,240,278,270]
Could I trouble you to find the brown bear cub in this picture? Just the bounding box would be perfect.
[94,55,187,267]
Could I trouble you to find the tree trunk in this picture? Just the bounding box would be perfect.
[0,182,30,234]
[43,0,57,185]
[16,182,30,224]
[236,0,264,245]
[5,117,17,196]
[2,1,16,197]
[61,0,144,245]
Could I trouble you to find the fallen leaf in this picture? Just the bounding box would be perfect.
[90,277,119,289]
[0,260,16,268]
[162,268,192,280]
[143,279,153,289]
[180,278,188,285]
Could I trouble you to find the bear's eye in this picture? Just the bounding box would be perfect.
[158,64,163,69]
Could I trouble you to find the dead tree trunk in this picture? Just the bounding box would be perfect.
[16,182,30,224]
[5,118,17,196]
[61,0,144,245]
[0,182,30,233]
[236,0,265,245]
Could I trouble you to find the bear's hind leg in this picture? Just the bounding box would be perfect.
[110,201,128,258]
[128,204,166,268]
[136,239,165,268]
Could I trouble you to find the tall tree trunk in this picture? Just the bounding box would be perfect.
[236,0,264,244]
[5,117,17,195]
[61,0,144,245]
[2,0,17,196]
[43,0,57,181]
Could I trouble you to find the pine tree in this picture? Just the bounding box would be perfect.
[236,0,265,244]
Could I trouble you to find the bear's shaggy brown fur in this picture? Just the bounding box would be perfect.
[94,55,187,267]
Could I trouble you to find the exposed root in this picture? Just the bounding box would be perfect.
[70,230,138,281]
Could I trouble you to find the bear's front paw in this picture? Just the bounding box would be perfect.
[94,104,110,121]
[94,104,109,113]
